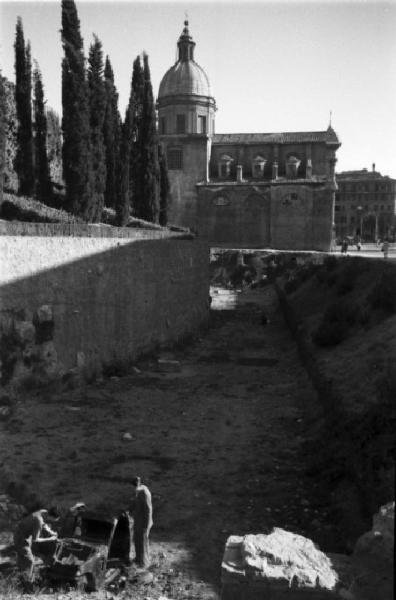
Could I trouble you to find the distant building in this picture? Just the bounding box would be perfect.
[335,165,396,241]
[157,21,341,251]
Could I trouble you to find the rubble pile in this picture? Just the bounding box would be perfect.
[241,528,338,590]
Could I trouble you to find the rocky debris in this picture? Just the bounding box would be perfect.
[157,359,181,373]
[14,320,35,344]
[0,304,60,388]
[221,531,341,599]
[241,529,338,590]
[0,394,15,421]
[236,355,278,367]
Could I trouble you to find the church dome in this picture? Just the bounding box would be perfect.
[159,61,211,98]
[158,21,213,100]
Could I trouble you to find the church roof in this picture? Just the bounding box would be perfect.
[158,60,212,98]
[212,129,340,145]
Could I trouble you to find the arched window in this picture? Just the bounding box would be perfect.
[252,155,266,178]
[286,155,301,179]
[218,154,233,179]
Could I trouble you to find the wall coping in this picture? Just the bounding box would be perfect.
[0,220,193,239]
[197,178,328,188]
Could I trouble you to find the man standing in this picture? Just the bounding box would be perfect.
[382,239,390,259]
[129,476,153,568]
[60,502,87,537]
[13,506,60,585]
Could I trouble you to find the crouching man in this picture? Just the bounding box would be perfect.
[13,506,60,585]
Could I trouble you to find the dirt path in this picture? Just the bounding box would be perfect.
[0,285,343,599]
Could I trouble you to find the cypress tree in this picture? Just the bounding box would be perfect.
[133,53,159,222]
[14,18,34,196]
[87,35,106,222]
[0,75,6,203]
[61,0,93,219]
[129,55,144,216]
[103,56,121,208]
[116,57,142,225]
[33,64,52,203]
[158,143,169,226]
[116,105,132,226]
[46,108,63,188]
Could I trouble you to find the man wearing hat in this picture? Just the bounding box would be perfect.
[60,502,87,538]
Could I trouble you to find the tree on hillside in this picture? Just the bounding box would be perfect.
[158,143,169,226]
[33,64,52,203]
[0,75,6,202]
[103,56,121,208]
[87,35,106,222]
[116,105,133,226]
[61,0,93,219]
[14,18,34,196]
[133,53,159,222]
[128,55,144,216]
[1,77,18,193]
[116,56,144,225]
[46,108,63,188]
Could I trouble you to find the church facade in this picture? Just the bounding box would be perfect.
[157,22,341,250]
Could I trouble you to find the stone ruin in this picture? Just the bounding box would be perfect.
[221,501,394,600]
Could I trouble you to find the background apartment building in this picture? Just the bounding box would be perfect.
[335,165,396,242]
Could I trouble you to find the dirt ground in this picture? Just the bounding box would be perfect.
[0,285,346,599]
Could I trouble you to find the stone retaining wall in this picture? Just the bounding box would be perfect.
[0,223,209,388]
[0,220,190,238]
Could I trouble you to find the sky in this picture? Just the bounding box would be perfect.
[1,0,396,177]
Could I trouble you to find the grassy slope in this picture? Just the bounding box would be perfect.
[284,256,395,538]
[0,193,81,223]
[286,257,396,414]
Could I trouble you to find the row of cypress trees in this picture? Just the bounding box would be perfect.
[10,2,169,226]
[14,17,52,202]
[61,0,169,225]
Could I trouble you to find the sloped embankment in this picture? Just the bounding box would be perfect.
[278,256,396,546]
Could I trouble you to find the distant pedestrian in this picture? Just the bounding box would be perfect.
[382,240,390,259]
[341,238,348,254]
[129,476,153,569]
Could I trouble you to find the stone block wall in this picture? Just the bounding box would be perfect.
[197,183,333,251]
[166,136,210,229]
[0,223,209,388]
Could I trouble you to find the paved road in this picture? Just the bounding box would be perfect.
[334,243,396,259]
